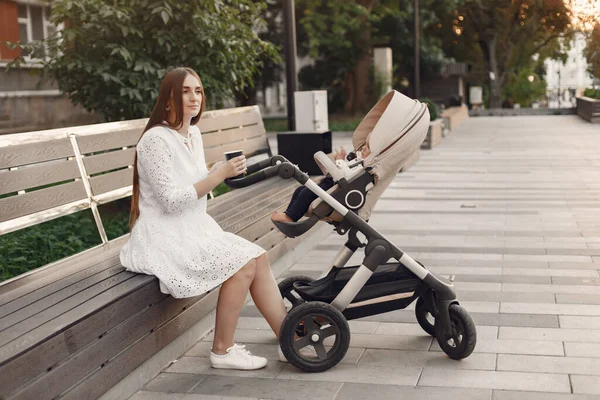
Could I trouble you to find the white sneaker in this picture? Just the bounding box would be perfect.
[210,343,268,370]
[278,345,319,362]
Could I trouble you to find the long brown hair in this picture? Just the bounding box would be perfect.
[129,67,206,229]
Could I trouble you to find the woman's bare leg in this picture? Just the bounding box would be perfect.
[249,253,287,337]
[212,259,257,354]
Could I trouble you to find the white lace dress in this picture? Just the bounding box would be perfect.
[119,125,266,298]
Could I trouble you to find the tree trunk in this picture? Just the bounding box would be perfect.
[486,37,502,109]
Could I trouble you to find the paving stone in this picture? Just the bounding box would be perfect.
[570,375,600,395]
[375,323,498,339]
[499,327,600,342]
[277,362,422,385]
[418,368,571,393]
[500,302,600,316]
[559,316,600,329]
[497,354,600,375]
[564,342,600,357]
[470,313,559,328]
[335,383,491,400]
[552,276,600,286]
[358,349,496,370]
[348,332,432,350]
[143,373,206,394]
[501,283,600,295]
[189,375,342,400]
[430,338,564,356]
[502,268,598,277]
[165,356,286,379]
[492,389,600,400]
[458,290,555,303]
[455,275,552,284]
[130,392,259,400]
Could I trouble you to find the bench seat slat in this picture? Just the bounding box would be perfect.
[0,159,81,196]
[0,139,74,170]
[0,180,88,223]
[8,294,199,400]
[0,261,122,327]
[0,274,155,366]
[0,278,164,397]
[83,148,136,175]
[0,270,136,348]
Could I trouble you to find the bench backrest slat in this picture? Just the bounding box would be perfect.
[198,106,263,133]
[0,181,87,222]
[76,127,145,154]
[0,159,81,196]
[82,148,136,176]
[88,169,133,197]
[0,139,74,170]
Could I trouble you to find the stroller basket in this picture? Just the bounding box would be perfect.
[293,262,422,304]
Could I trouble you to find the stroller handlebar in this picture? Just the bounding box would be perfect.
[223,155,309,189]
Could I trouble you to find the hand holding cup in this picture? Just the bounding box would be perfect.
[223,150,247,179]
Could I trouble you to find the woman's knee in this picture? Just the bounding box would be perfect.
[235,258,257,281]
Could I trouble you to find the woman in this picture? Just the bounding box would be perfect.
[120,67,288,370]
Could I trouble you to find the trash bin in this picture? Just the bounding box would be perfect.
[277,131,332,175]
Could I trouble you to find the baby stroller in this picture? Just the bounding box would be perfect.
[225,91,476,372]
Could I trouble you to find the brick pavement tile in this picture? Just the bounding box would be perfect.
[502,268,599,277]
[503,255,593,263]
[335,383,491,400]
[500,302,600,316]
[571,375,600,395]
[430,338,564,356]
[418,368,570,393]
[497,354,600,375]
[492,389,599,400]
[348,332,432,350]
[189,375,342,400]
[470,313,559,328]
[276,363,422,385]
[130,392,259,400]
[458,290,555,303]
[456,275,552,284]
[375,323,498,340]
[556,294,600,305]
[358,349,496,370]
[552,276,600,286]
[143,373,205,394]
[429,266,503,276]
[564,343,600,357]
[165,356,286,379]
[499,327,600,342]
[559,316,600,329]
[501,283,600,295]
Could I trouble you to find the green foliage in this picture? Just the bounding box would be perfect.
[5,0,278,121]
[584,88,600,99]
[419,98,439,121]
[502,68,547,107]
[584,22,600,78]
[0,211,102,281]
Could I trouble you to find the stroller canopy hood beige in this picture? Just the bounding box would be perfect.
[352,90,430,219]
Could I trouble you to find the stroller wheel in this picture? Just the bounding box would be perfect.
[415,297,436,336]
[278,275,314,311]
[435,304,477,360]
[279,301,350,373]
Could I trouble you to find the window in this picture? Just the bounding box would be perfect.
[17,3,53,58]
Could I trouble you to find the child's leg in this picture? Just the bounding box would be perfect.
[284,177,335,222]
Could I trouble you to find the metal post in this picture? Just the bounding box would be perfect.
[283,0,298,131]
[414,0,420,99]
[557,69,561,108]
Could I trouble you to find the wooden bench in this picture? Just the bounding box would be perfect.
[0,106,305,400]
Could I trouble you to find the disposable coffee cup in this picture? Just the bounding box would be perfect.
[224,150,245,179]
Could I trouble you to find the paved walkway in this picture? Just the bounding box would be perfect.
[130,115,600,400]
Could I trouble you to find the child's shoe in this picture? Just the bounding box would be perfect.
[210,343,267,370]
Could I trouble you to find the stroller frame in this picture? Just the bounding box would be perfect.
[226,154,476,372]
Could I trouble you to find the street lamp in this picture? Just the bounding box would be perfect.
[283,0,298,131]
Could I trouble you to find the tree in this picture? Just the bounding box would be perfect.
[295,0,454,115]
[6,0,278,121]
[584,22,600,78]
[444,0,574,108]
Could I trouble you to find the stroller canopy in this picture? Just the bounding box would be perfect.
[352,90,430,219]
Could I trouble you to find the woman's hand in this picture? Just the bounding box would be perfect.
[334,146,347,161]
[209,161,225,175]
[216,155,247,180]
